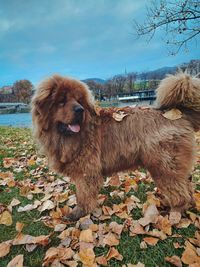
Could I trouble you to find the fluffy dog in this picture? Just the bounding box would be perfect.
[31,72,200,221]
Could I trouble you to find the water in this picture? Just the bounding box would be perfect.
[0,113,32,127]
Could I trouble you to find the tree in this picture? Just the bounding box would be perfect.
[134,0,200,54]
[12,80,33,104]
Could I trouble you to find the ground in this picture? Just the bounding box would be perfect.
[0,126,200,267]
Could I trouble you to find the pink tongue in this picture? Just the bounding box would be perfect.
[68,124,80,133]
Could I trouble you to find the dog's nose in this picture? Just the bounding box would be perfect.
[74,105,84,113]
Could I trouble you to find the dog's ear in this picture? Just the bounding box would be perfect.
[31,86,53,131]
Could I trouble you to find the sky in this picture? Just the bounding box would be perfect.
[0,0,199,86]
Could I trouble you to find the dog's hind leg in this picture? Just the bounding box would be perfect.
[144,134,195,213]
[153,175,194,213]
[64,176,104,221]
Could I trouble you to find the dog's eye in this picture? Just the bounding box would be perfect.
[58,97,67,107]
[58,101,65,107]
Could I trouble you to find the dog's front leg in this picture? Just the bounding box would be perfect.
[64,176,103,221]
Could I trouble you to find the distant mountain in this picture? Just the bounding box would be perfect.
[82,78,106,84]
[138,66,177,80]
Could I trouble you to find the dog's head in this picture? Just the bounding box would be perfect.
[31,75,95,134]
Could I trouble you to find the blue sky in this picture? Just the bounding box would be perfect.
[0,0,199,86]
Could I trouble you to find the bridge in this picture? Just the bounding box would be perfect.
[117,90,156,102]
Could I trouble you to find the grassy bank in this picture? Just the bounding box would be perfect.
[0,126,199,267]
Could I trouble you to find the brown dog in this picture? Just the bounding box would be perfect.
[31,73,200,221]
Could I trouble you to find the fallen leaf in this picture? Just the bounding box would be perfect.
[181,241,200,265]
[38,200,55,212]
[12,233,50,246]
[109,221,123,236]
[112,111,129,121]
[165,255,182,267]
[7,254,24,267]
[16,222,25,232]
[103,232,119,246]
[0,240,11,258]
[43,247,74,265]
[194,192,200,211]
[143,237,159,246]
[54,224,66,232]
[79,229,94,243]
[106,247,123,261]
[0,210,12,226]
[169,211,182,225]
[156,216,172,235]
[127,263,145,267]
[138,204,159,226]
[78,248,95,266]
[96,255,108,266]
[162,108,182,120]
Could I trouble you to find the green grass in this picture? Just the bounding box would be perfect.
[0,126,199,267]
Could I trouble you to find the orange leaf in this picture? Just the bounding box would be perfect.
[165,255,182,267]
[96,256,108,266]
[181,241,200,265]
[106,247,123,261]
[0,241,11,258]
[79,229,94,243]
[143,237,159,246]
[7,254,24,267]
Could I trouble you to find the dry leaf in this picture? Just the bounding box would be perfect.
[44,247,74,265]
[169,211,182,225]
[109,221,123,236]
[143,237,159,246]
[0,210,12,226]
[7,254,24,267]
[156,216,172,235]
[54,224,66,232]
[12,233,50,246]
[103,232,119,246]
[165,255,182,267]
[112,111,129,122]
[181,241,200,265]
[0,240,11,258]
[194,192,200,211]
[79,229,94,243]
[38,199,55,212]
[16,222,25,232]
[106,247,123,261]
[96,256,108,266]
[127,263,145,267]
[78,248,95,266]
[162,108,182,120]
[138,204,159,226]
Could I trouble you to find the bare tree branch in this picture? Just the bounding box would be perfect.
[134,0,200,54]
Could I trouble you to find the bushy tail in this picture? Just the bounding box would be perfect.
[156,72,200,131]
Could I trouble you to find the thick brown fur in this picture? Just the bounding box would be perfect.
[31,72,200,220]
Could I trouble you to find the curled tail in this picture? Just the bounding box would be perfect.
[156,72,200,131]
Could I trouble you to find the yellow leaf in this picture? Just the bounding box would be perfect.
[78,248,95,266]
[27,159,36,166]
[162,108,182,120]
[0,210,12,226]
[96,256,108,266]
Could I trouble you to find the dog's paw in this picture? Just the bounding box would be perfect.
[63,206,87,222]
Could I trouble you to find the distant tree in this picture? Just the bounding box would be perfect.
[12,80,33,104]
[134,0,200,54]
[85,80,103,100]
